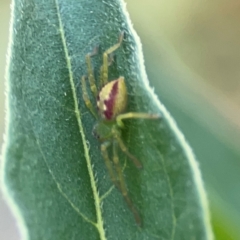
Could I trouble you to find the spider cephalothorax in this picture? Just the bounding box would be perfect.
[81,32,160,225]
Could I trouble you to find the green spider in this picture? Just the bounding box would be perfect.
[81,32,160,225]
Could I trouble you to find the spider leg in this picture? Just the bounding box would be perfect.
[85,46,99,97]
[99,53,115,87]
[113,140,142,226]
[101,31,124,86]
[116,112,160,128]
[100,141,120,189]
[113,129,142,169]
[81,76,97,118]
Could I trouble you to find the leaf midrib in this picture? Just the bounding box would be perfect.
[54,0,106,239]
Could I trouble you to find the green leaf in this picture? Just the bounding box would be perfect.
[1,0,213,239]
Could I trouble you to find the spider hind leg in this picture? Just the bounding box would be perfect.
[113,128,143,169]
[100,141,120,188]
[112,140,142,226]
[100,139,142,226]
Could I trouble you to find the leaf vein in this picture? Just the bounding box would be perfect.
[36,139,96,227]
[100,185,115,202]
[54,1,107,239]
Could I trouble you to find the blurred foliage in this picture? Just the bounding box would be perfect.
[0,1,9,143]
[0,1,20,240]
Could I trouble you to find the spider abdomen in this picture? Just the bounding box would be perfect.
[97,76,127,120]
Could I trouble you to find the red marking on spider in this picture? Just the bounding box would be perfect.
[103,80,119,120]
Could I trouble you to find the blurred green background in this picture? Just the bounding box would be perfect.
[1,0,240,239]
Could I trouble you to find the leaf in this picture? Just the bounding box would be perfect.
[1,0,213,239]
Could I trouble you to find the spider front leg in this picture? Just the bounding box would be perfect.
[116,112,160,128]
[85,46,99,97]
[81,46,100,118]
[112,140,142,226]
[101,31,124,86]
[81,76,97,118]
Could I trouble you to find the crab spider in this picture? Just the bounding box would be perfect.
[81,31,160,225]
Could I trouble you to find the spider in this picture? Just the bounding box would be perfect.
[81,32,160,226]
